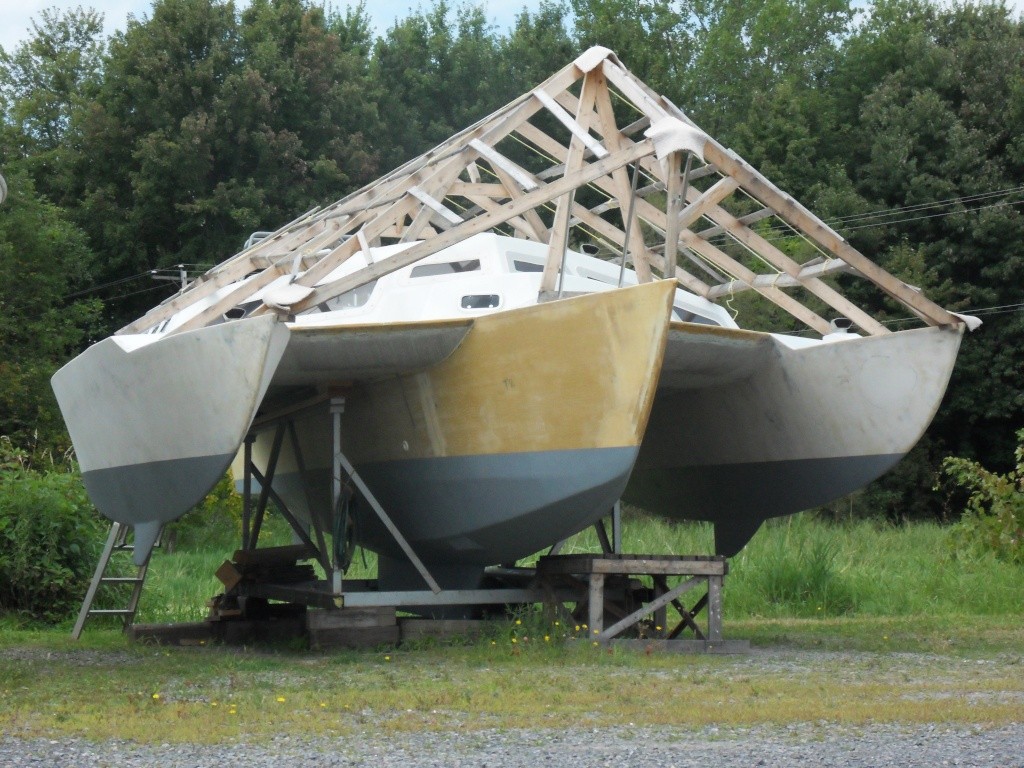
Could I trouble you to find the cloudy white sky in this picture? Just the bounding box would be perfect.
[0,0,547,53]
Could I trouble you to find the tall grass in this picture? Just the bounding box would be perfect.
[126,511,1023,625]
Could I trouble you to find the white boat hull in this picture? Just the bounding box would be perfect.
[625,323,966,553]
[51,316,289,561]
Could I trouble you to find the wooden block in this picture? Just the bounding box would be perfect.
[215,560,243,590]
[232,544,315,566]
[307,607,396,630]
[129,622,216,646]
[222,615,306,646]
[309,625,400,650]
[398,618,491,641]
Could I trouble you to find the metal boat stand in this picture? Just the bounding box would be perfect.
[227,397,575,624]
[205,395,745,651]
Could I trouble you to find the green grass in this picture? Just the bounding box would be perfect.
[1,614,1022,743]
[70,511,1024,627]
[537,511,1024,620]
[2,511,1022,743]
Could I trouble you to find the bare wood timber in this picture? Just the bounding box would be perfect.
[702,141,962,327]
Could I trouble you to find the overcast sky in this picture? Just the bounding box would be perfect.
[0,0,547,53]
[3,0,1021,56]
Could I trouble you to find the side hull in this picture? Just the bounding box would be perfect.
[52,316,289,562]
[626,324,965,554]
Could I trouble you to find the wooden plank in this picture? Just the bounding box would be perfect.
[591,76,655,283]
[487,163,550,242]
[118,216,324,334]
[677,176,739,231]
[307,607,396,630]
[698,206,774,239]
[697,197,888,336]
[215,560,243,591]
[533,88,608,159]
[598,576,703,641]
[600,58,669,123]
[540,69,603,293]
[679,230,833,335]
[399,618,491,641]
[663,150,683,278]
[168,265,285,334]
[448,181,509,198]
[309,624,399,650]
[707,258,852,298]
[702,141,961,327]
[469,139,538,191]
[233,544,316,566]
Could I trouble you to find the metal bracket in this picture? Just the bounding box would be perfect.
[330,397,442,594]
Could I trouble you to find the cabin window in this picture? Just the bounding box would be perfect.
[461,294,500,309]
[333,279,377,309]
[673,307,718,326]
[411,259,481,277]
[513,260,543,272]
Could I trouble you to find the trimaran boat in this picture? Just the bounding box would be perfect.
[52,48,974,587]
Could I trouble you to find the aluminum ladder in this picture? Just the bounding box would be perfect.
[71,522,159,639]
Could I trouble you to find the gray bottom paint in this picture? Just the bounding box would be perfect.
[270,446,639,568]
[625,452,903,556]
[82,453,235,564]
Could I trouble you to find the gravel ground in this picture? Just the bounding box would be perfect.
[2,723,1023,767]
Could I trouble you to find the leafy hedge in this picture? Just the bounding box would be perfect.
[0,447,105,623]
[942,429,1024,565]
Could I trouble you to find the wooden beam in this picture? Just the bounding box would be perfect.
[697,196,888,335]
[707,259,852,299]
[540,69,603,293]
[663,151,683,278]
[533,88,608,160]
[591,79,655,283]
[702,141,961,328]
[117,215,325,334]
[680,230,832,335]
[677,176,739,231]
[698,206,774,239]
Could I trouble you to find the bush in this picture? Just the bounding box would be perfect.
[164,473,244,552]
[0,465,106,623]
[941,429,1024,565]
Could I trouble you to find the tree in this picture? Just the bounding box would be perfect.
[72,0,382,328]
[0,168,101,450]
[0,7,106,204]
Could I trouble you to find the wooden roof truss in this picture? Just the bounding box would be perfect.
[121,47,961,337]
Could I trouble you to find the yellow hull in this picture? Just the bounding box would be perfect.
[248,280,675,565]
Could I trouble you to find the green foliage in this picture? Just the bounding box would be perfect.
[0,168,102,450]
[0,449,105,623]
[942,429,1024,565]
[164,474,244,552]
